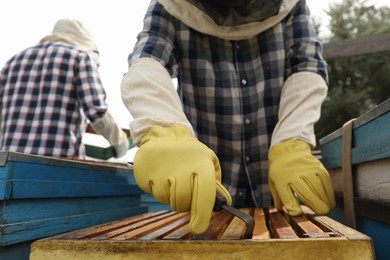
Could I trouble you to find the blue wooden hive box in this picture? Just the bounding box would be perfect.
[0,151,147,258]
[319,98,390,260]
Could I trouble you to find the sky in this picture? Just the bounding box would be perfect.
[1,0,389,161]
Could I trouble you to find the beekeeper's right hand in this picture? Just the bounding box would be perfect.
[133,123,232,234]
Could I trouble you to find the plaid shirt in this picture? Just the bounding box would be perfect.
[0,42,108,158]
[130,0,327,207]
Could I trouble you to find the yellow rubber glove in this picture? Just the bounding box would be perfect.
[134,124,232,234]
[268,140,336,216]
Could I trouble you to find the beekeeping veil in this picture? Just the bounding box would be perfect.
[157,0,299,40]
[186,0,282,26]
[40,19,100,66]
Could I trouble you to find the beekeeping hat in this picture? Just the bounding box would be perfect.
[40,19,100,66]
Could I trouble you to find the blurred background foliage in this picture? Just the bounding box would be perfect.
[313,0,390,146]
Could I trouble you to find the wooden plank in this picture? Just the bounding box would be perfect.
[310,215,369,240]
[191,211,234,240]
[355,158,390,204]
[252,208,270,239]
[4,151,133,174]
[138,214,191,240]
[1,196,141,223]
[342,119,357,228]
[49,210,170,240]
[320,99,390,169]
[352,135,390,166]
[161,220,192,240]
[323,33,390,60]
[320,137,343,170]
[9,180,141,199]
[140,193,171,211]
[0,155,140,199]
[301,206,368,239]
[268,209,299,239]
[90,211,178,240]
[289,215,331,238]
[10,161,134,183]
[333,195,390,226]
[220,208,251,240]
[0,206,147,246]
[329,160,390,205]
[30,238,376,260]
[111,212,189,240]
[322,132,390,170]
[355,198,390,225]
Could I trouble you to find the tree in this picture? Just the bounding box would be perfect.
[315,0,390,143]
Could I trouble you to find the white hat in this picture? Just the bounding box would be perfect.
[40,19,100,66]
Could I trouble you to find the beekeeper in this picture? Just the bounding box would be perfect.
[121,0,335,234]
[0,19,128,158]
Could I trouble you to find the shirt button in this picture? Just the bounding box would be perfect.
[245,156,250,162]
[241,79,247,85]
[245,118,251,124]
[236,44,240,49]
[238,191,243,196]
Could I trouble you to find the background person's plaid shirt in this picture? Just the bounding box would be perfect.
[0,42,108,158]
[129,0,328,207]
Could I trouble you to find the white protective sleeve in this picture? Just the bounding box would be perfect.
[90,109,129,157]
[270,71,328,148]
[121,57,195,146]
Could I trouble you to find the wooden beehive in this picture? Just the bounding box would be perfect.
[30,206,374,260]
[320,98,390,259]
[0,151,147,259]
[320,98,390,214]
